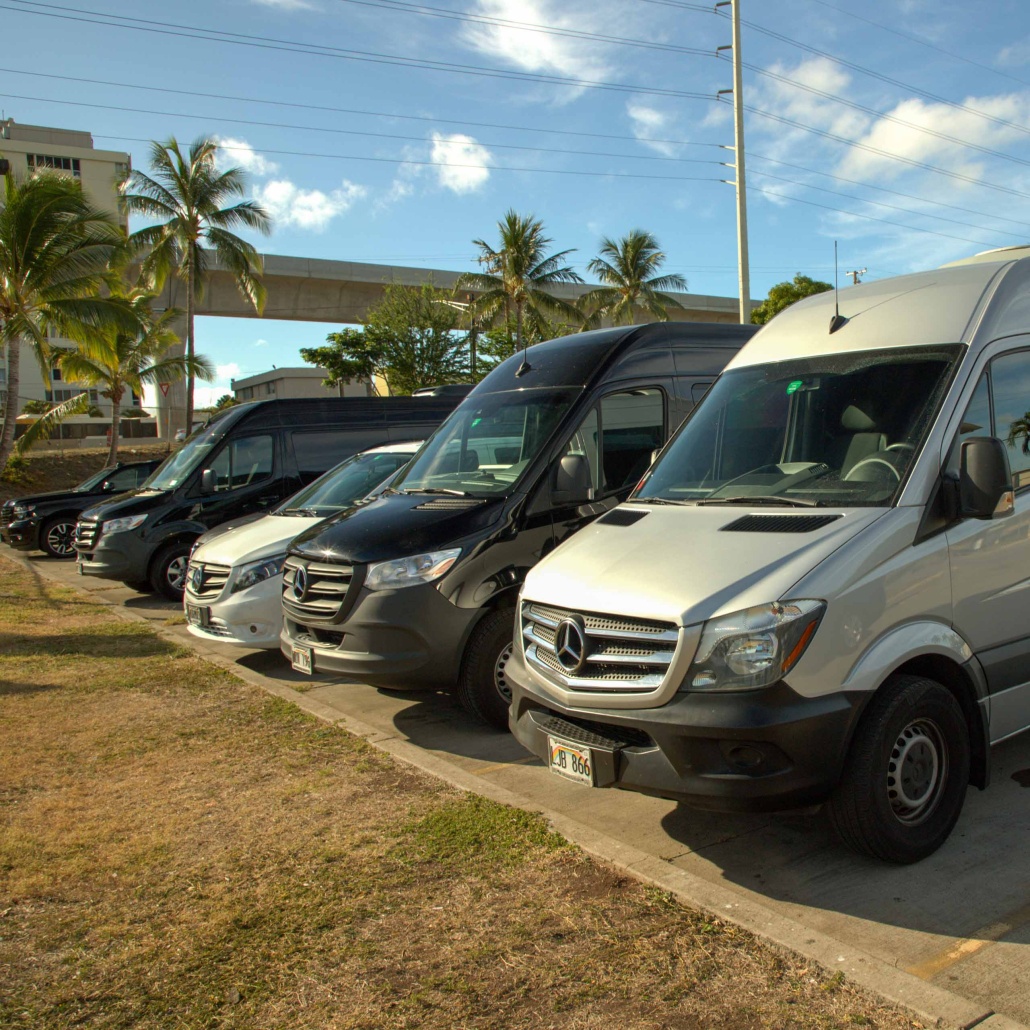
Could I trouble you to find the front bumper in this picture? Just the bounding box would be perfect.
[281,581,479,688]
[185,574,283,649]
[75,531,152,582]
[0,516,41,551]
[508,651,865,813]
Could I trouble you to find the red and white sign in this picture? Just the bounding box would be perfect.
[159,382,170,397]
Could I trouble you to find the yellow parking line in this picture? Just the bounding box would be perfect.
[905,901,1030,980]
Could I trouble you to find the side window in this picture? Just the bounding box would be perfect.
[292,430,380,478]
[205,435,274,492]
[691,382,713,406]
[946,371,992,472]
[105,467,142,491]
[560,407,601,496]
[600,388,665,492]
[989,350,1030,488]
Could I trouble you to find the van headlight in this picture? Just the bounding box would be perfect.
[102,514,147,535]
[684,600,825,692]
[365,548,462,591]
[231,554,287,594]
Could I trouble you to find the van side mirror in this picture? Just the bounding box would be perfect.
[200,469,217,495]
[552,454,592,506]
[101,480,116,492]
[959,437,1014,519]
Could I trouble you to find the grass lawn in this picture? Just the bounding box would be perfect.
[0,555,923,1029]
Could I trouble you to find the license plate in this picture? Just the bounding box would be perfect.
[291,645,313,675]
[185,603,209,628]
[547,735,594,785]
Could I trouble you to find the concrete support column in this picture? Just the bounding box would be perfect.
[154,311,188,441]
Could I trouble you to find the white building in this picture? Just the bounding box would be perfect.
[0,119,134,419]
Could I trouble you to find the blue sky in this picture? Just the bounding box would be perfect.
[6,0,1030,404]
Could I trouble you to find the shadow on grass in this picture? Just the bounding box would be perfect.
[0,679,65,697]
[0,631,176,660]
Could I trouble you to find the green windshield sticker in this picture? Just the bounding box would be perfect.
[786,380,803,395]
[471,417,482,427]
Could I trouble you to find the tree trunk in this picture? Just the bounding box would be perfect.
[516,301,524,353]
[107,387,122,465]
[185,259,195,439]
[0,336,21,468]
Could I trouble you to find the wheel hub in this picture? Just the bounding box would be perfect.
[167,556,188,592]
[493,641,514,703]
[46,523,75,557]
[887,719,946,824]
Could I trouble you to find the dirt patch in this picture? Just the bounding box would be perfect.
[0,445,172,503]
[0,556,924,1029]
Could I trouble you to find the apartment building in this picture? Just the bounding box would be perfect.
[232,367,373,402]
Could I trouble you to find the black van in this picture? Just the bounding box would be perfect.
[73,396,460,600]
[280,322,758,728]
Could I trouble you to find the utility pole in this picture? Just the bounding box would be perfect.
[846,268,867,285]
[716,0,751,324]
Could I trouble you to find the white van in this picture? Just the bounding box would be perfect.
[183,441,422,648]
[507,248,1030,863]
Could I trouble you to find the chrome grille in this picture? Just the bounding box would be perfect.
[0,502,15,528]
[74,515,101,551]
[522,601,678,693]
[282,557,355,622]
[186,561,231,600]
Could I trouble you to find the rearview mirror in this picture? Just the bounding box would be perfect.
[552,453,592,506]
[200,469,217,495]
[959,437,1014,519]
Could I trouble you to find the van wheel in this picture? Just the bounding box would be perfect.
[828,674,970,864]
[456,608,516,731]
[150,542,192,601]
[40,515,77,559]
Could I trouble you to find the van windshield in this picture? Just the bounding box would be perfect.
[142,422,222,491]
[635,345,962,508]
[277,449,416,516]
[393,388,579,498]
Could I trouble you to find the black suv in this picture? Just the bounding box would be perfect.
[0,459,162,558]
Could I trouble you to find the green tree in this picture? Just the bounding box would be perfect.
[581,230,687,326]
[458,210,584,351]
[750,273,832,325]
[475,312,576,380]
[0,170,126,468]
[305,282,469,396]
[121,137,270,436]
[212,393,237,411]
[59,287,212,463]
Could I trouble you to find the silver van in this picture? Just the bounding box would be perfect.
[507,247,1030,863]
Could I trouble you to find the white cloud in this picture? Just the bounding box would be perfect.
[461,0,619,99]
[626,100,679,156]
[254,178,368,231]
[215,137,279,177]
[254,338,269,347]
[216,363,242,382]
[429,133,492,193]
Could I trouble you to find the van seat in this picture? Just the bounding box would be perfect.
[830,403,887,476]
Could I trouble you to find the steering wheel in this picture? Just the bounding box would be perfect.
[843,456,902,483]
[885,443,916,453]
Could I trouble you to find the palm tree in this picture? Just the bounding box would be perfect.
[59,288,213,464]
[0,170,127,468]
[1007,412,1030,454]
[458,210,584,352]
[581,230,687,326]
[121,137,270,435]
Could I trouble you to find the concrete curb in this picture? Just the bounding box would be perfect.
[16,555,1027,1030]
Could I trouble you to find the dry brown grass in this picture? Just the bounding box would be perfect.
[0,555,923,1030]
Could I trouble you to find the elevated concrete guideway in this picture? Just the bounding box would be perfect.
[155,252,748,325]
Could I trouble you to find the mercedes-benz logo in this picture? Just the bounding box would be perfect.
[554,618,587,674]
[293,565,308,601]
[190,565,204,592]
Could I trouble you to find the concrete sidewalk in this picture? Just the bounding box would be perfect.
[18,554,1030,1030]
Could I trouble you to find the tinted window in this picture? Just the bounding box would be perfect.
[947,371,992,472]
[561,407,601,495]
[990,350,1030,488]
[292,430,381,477]
[206,435,274,492]
[104,466,146,490]
[600,389,664,492]
[278,450,415,515]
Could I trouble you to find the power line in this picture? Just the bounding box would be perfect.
[0,1,714,102]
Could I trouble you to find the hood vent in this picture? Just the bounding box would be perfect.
[413,497,487,510]
[722,513,842,533]
[597,508,650,527]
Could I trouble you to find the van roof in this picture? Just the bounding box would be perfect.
[476,321,758,393]
[726,255,1030,370]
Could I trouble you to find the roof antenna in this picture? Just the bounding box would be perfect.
[829,240,848,334]
[514,327,532,377]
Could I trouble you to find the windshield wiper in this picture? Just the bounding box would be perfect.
[402,487,473,497]
[697,495,824,508]
[282,506,321,517]
[629,497,694,506]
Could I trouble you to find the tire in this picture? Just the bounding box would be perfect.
[828,674,971,864]
[456,608,517,731]
[39,515,78,559]
[149,542,192,602]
